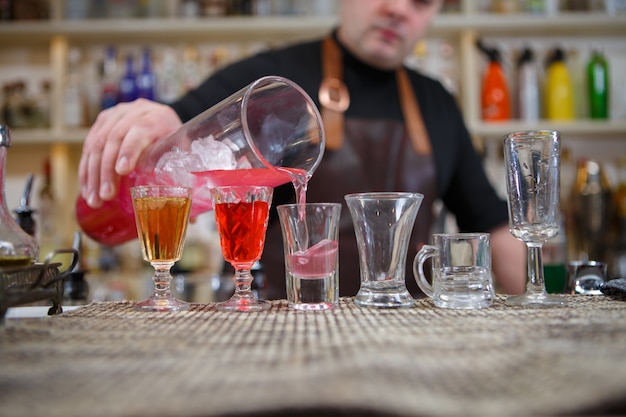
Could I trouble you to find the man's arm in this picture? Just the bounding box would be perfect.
[490,223,526,294]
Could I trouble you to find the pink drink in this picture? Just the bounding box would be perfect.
[287,239,338,278]
[76,167,306,246]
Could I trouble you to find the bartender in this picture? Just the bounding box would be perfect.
[79,0,526,298]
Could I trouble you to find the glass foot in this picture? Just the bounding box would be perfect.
[355,287,414,308]
[134,297,189,312]
[217,295,270,312]
[506,292,567,308]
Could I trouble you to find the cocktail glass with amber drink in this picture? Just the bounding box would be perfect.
[131,185,192,312]
[211,185,273,312]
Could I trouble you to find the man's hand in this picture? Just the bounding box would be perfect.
[78,99,182,208]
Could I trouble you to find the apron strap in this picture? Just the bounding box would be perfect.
[319,37,350,150]
[319,36,432,155]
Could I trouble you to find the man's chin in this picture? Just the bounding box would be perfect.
[367,40,405,67]
[366,51,403,69]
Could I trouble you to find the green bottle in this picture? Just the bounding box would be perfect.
[587,49,609,119]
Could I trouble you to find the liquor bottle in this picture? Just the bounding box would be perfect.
[136,47,157,101]
[570,159,612,262]
[516,47,540,122]
[477,39,511,121]
[609,156,626,279]
[37,157,59,261]
[13,173,36,237]
[0,125,39,266]
[545,47,575,120]
[543,218,568,294]
[64,48,85,127]
[158,48,181,104]
[118,53,138,103]
[101,46,118,110]
[587,49,609,119]
[64,231,90,305]
[181,45,200,93]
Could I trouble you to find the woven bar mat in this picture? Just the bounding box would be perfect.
[1,295,626,417]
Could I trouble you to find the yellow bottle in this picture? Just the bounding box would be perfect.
[545,47,575,120]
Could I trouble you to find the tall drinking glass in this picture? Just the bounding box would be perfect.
[131,185,192,312]
[345,192,423,308]
[77,76,324,247]
[503,130,566,307]
[211,185,273,312]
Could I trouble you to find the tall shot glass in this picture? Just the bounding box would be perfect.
[503,130,566,307]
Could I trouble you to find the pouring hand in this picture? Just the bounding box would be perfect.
[78,99,182,208]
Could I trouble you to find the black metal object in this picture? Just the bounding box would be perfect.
[1,248,79,321]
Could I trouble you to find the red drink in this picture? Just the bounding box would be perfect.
[214,200,270,269]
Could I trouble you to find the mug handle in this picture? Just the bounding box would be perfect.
[413,245,437,299]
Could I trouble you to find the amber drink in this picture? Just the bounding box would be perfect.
[131,186,192,312]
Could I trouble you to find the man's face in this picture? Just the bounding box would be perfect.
[337,0,442,70]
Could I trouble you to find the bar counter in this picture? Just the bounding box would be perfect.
[2,295,626,417]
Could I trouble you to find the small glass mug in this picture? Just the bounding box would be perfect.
[413,233,495,309]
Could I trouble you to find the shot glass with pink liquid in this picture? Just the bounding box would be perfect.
[277,203,341,311]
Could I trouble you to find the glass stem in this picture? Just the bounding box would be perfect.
[233,268,253,297]
[152,264,174,299]
[526,242,546,293]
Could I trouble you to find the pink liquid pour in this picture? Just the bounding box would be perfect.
[284,170,339,278]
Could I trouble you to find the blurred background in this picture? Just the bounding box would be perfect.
[1,0,624,303]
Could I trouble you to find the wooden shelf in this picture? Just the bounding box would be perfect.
[469,120,626,140]
[1,9,625,144]
[9,128,87,145]
[1,12,624,45]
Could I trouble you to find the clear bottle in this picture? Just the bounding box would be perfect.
[64,48,85,127]
[157,48,181,104]
[545,47,575,120]
[37,157,59,260]
[100,46,118,110]
[587,49,609,119]
[516,47,540,122]
[0,125,39,266]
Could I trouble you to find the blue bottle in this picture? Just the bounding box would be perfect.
[136,48,157,101]
[118,53,137,103]
[101,46,118,110]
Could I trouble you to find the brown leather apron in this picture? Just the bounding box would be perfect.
[261,36,437,300]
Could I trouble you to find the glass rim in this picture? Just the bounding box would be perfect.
[130,185,192,191]
[503,129,560,142]
[344,191,424,201]
[210,185,273,192]
[277,202,342,209]
[431,232,490,239]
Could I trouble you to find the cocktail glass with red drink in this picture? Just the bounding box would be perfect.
[211,185,273,312]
